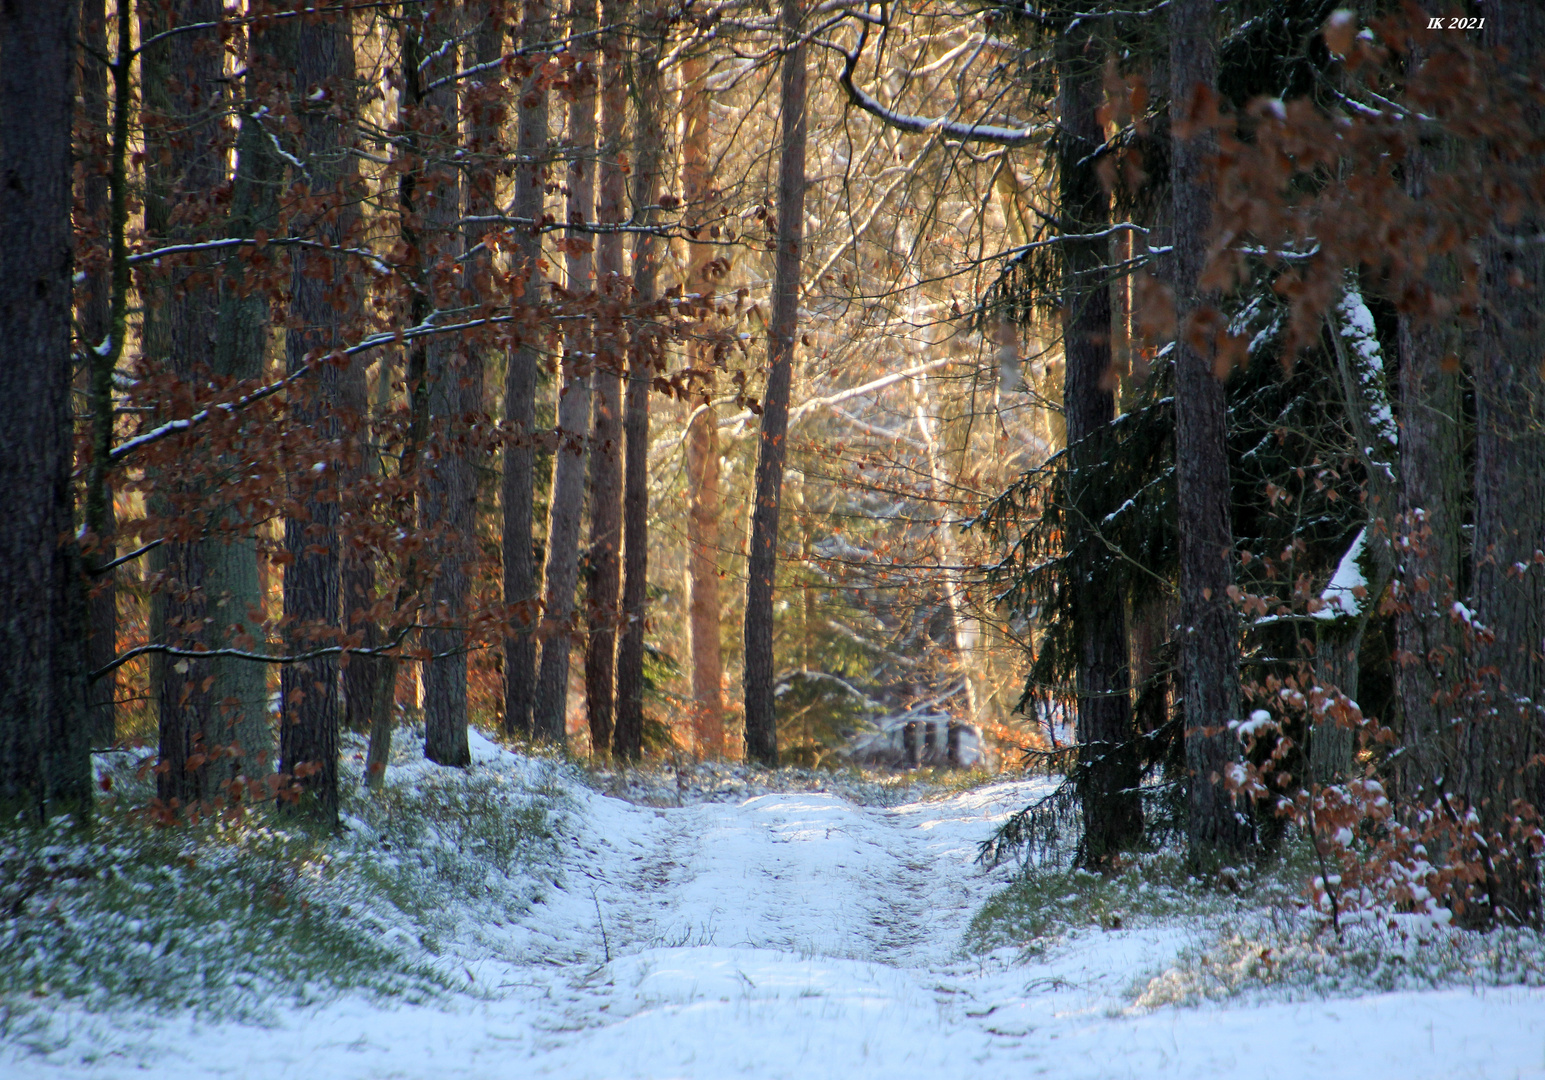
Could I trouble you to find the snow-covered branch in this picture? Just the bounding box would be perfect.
[829,22,1049,147]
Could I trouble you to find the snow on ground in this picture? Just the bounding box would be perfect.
[8,732,1544,1079]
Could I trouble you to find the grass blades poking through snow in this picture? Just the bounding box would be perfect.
[0,734,564,1032]
[1132,918,1545,1009]
[0,810,440,1025]
[965,851,1238,957]
[967,837,1545,1009]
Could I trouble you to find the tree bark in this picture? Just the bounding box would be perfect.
[1467,0,1545,926]
[1391,22,1467,813]
[140,0,227,811]
[742,0,807,769]
[532,0,599,745]
[613,3,668,761]
[79,0,117,750]
[1169,0,1250,858]
[279,13,358,822]
[503,0,551,740]
[680,47,725,758]
[583,0,630,755]
[1057,26,1142,865]
[211,18,293,793]
[0,0,90,820]
[417,7,473,768]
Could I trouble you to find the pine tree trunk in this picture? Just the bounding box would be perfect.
[1467,0,1545,927]
[79,0,117,750]
[1390,16,1468,810]
[1315,283,1397,785]
[613,4,667,762]
[417,8,473,768]
[584,0,629,755]
[742,0,807,769]
[503,0,551,740]
[1057,27,1142,865]
[363,8,450,783]
[141,0,226,811]
[532,0,599,746]
[211,19,293,792]
[341,364,384,734]
[1169,0,1249,859]
[680,48,725,758]
[278,14,358,822]
[0,0,90,820]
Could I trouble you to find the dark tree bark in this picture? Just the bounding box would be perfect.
[1057,27,1142,866]
[79,0,117,750]
[503,0,551,740]
[210,18,293,790]
[613,3,668,762]
[583,0,630,756]
[742,0,807,769]
[1466,0,1545,926]
[279,13,358,822]
[1390,9,1469,817]
[416,7,473,768]
[140,0,227,810]
[532,0,599,745]
[1169,0,1250,858]
[363,8,449,783]
[0,0,90,820]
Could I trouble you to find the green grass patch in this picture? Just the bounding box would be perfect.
[966,842,1319,959]
[0,738,565,1028]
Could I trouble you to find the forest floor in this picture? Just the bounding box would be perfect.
[5,731,1544,1079]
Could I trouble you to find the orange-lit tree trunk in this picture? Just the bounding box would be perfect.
[680,48,724,758]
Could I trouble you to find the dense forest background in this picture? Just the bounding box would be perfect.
[2,0,1542,929]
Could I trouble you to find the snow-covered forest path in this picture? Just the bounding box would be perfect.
[12,735,1544,1079]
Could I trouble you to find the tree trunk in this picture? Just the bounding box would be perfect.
[584,0,629,755]
[680,47,725,758]
[278,14,358,823]
[1057,27,1142,865]
[211,19,293,793]
[0,0,90,821]
[1390,27,1467,809]
[532,0,598,746]
[1313,282,1398,785]
[141,0,226,811]
[417,8,473,768]
[742,0,807,769]
[909,375,983,723]
[363,6,452,783]
[613,3,668,761]
[1467,0,1545,927]
[503,0,551,739]
[1169,0,1249,859]
[79,0,117,750]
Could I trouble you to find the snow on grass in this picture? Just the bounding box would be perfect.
[5,737,1544,1079]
